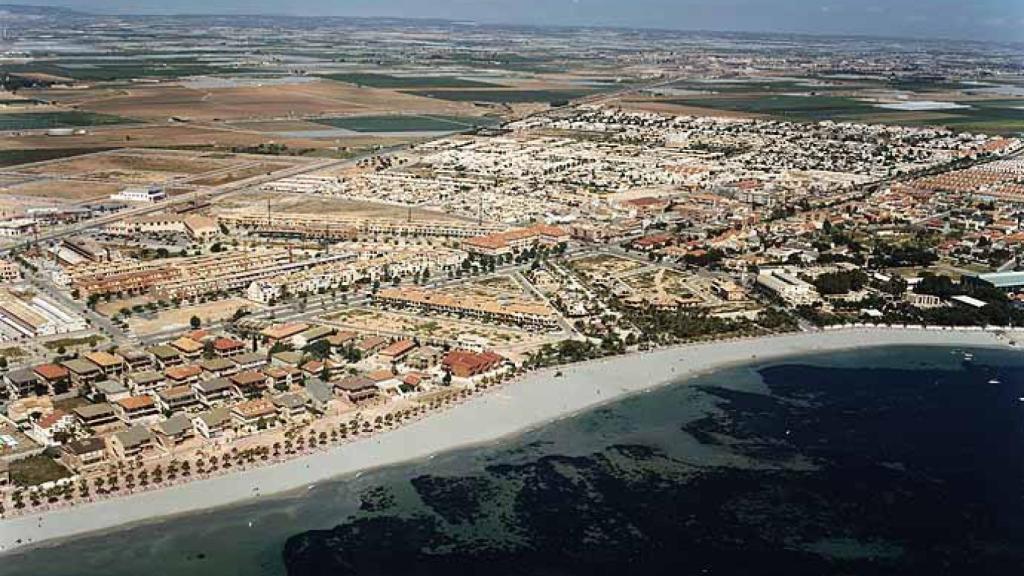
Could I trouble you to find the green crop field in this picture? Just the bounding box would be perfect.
[0,111,134,131]
[3,60,257,82]
[879,100,1024,135]
[320,73,502,89]
[672,94,1024,135]
[406,89,593,103]
[314,114,500,133]
[671,95,886,120]
[0,148,113,168]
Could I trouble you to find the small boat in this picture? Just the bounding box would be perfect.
[988,379,1001,384]
[963,353,974,361]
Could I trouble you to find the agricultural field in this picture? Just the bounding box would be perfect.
[647,92,1024,135]
[75,81,479,122]
[406,89,594,103]
[883,99,1024,135]
[0,111,133,131]
[312,114,500,133]
[320,73,503,89]
[0,148,113,168]
[3,60,253,82]
[668,95,887,121]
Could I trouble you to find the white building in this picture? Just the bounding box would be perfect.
[756,268,818,306]
[110,185,167,203]
[0,218,37,238]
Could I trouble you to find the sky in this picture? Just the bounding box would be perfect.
[5,0,1024,43]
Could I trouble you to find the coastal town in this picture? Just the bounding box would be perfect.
[0,103,1020,521]
[0,5,1023,548]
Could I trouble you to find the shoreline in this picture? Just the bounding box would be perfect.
[0,327,1012,555]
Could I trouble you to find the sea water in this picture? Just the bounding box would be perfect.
[3,345,1023,576]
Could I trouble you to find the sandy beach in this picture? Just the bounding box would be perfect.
[0,327,1011,554]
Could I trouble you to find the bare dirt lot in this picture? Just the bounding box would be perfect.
[214,190,472,223]
[127,298,258,336]
[75,81,480,122]
[0,178,121,202]
[186,162,291,186]
[323,307,556,353]
[15,150,233,178]
[5,149,306,188]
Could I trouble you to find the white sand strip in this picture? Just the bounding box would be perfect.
[0,328,1009,554]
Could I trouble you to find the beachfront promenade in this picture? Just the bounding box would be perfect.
[0,326,1012,554]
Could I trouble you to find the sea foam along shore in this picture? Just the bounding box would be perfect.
[0,327,1010,555]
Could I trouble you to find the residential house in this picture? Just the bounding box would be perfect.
[33,363,70,395]
[164,364,202,387]
[271,351,303,368]
[301,359,340,380]
[212,337,246,358]
[231,352,266,372]
[109,425,155,460]
[153,413,193,452]
[114,395,160,425]
[260,322,309,345]
[61,359,104,388]
[230,370,268,399]
[272,393,308,422]
[378,339,417,364]
[442,350,504,378]
[355,336,388,356]
[264,365,300,391]
[368,369,403,396]
[61,437,107,472]
[29,409,74,446]
[5,369,40,398]
[73,402,118,428]
[231,398,278,434]
[293,326,334,349]
[406,346,442,370]
[127,370,166,395]
[303,377,334,413]
[83,351,126,380]
[156,385,200,413]
[326,331,358,352]
[194,377,235,406]
[193,407,232,439]
[148,345,183,369]
[335,375,378,403]
[402,372,431,393]
[199,357,238,379]
[121,348,153,372]
[93,379,130,402]
[169,337,203,360]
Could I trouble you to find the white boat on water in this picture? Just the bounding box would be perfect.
[988,378,1001,384]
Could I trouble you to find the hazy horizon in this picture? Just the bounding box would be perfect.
[2,0,1022,43]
